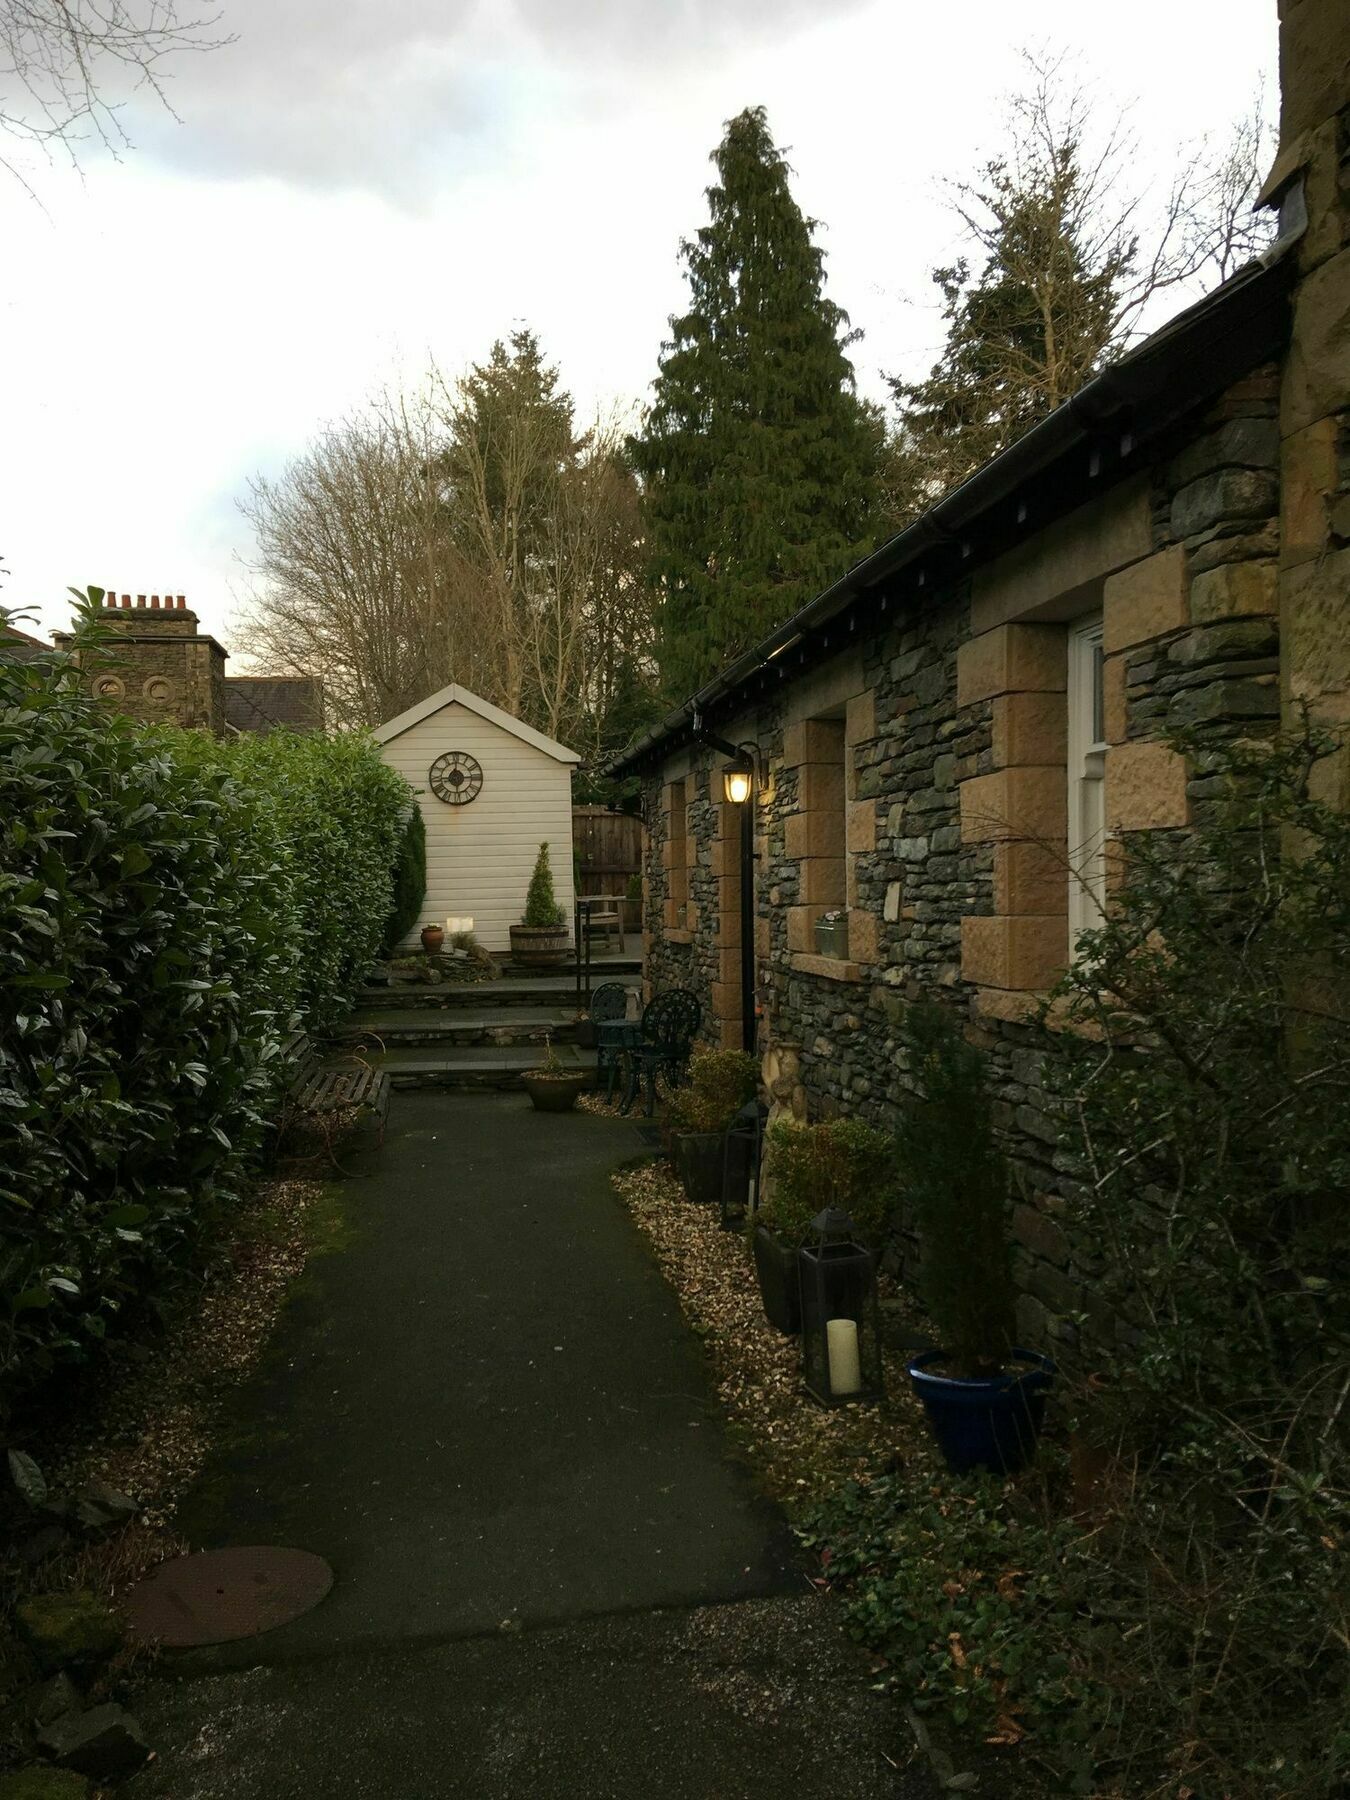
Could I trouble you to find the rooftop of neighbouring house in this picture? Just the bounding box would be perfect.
[0,620,55,664]
[225,675,326,735]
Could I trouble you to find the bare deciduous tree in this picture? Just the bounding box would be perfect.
[241,339,656,771]
[0,1,227,192]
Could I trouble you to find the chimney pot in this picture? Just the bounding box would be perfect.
[177,595,186,610]
[151,594,160,609]
[136,594,146,608]
[120,595,130,609]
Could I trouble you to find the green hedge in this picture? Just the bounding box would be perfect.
[380,803,426,956]
[0,616,409,1406]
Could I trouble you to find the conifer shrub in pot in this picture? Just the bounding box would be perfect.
[895,1000,1053,1474]
[752,1117,893,1334]
[509,842,570,966]
[666,1047,759,1205]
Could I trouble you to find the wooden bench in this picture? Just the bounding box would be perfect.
[283,1031,391,1153]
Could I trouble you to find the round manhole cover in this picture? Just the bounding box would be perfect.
[126,1546,333,1647]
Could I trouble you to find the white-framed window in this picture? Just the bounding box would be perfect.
[1067,614,1107,958]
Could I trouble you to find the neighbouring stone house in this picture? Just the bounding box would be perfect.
[53,592,324,737]
[607,0,1350,1345]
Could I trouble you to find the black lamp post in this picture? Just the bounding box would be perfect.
[692,721,759,1055]
[720,1096,767,1231]
[799,1208,884,1407]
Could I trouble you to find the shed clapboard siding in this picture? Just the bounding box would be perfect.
[376,691,578,953]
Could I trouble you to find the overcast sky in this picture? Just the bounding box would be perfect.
[2,0,1276,657]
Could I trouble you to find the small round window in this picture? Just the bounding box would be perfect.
[143,676,172,700]
[94,675,124,699]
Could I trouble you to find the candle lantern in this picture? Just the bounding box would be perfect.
[798,1208,884,1407]
[720,1097,767,1231]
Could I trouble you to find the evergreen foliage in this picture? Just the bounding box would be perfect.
[893,1000,1017,1375]
[0,596,410,1408]
[630,106,881,697]
[521,841,564,928]
[665,1046,759,1135]
[380,804,426,957]
[886,131,1129,520]
[759,1117,895,1250]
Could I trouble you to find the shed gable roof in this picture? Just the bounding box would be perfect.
[373,684,581,764]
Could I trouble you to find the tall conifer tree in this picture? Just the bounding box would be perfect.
[631,106,880,698]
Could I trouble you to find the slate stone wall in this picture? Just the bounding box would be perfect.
[637,365,1284,1350]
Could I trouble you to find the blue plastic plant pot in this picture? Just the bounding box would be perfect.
[907,1348,1056,1475]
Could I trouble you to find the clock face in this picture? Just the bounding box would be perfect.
[428,750,483,805]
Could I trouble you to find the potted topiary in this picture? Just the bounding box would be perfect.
[521,1033,587,1113]
[895,999,1054,1474]
[665,1047,759,1206]
[752,1116,893,1333]
[509,842,570,967]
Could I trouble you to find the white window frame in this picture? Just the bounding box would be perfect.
[1067,615,1107,958]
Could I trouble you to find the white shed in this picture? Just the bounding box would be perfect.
[374,684,580,953]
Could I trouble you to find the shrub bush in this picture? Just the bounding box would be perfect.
[1039,721,1350,1796]
[758,1116,894,1248]
[0,602,410,1407]
[893,999,1017,1376]
[665,1046,758,1135]
[802,727,1350,1800]
[380,803,426,957]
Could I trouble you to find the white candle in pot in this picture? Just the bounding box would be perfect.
[825,1318,861,1396]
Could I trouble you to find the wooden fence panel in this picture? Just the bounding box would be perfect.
[572,806,642,901]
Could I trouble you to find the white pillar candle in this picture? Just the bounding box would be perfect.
[825,1318,862,1396]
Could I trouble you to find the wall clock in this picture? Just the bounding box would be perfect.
[428,750,483,805]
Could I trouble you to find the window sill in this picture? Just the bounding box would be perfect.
[664,928,693,945]
[789,951,863,983]
[972,984,1107,1039]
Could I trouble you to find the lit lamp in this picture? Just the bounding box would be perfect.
[445,916,475,937]
[799,1208,883,1407]
[721,755,754,806]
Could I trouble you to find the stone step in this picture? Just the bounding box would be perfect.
[367,1042,597,1092]
[343,1007,579,1049]
[497,954,641,980]
[359,973,639,1011]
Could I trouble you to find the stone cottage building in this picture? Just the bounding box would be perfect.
[607,0,1350,1342]
[54,592,323,737]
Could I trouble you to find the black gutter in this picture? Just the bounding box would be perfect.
[604,250,1294,778]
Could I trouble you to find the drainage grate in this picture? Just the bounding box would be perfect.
[125,1546,333,1648]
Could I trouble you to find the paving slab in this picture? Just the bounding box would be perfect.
[163,1094,789,1659]
[130,1596,930,1800]
[126,1092,936,1798]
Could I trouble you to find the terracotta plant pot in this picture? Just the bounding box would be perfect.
[509,923,570,968]
[521,1070,587,1112]
[420,924,444,955]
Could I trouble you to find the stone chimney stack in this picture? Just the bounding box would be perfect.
[59,591,229,734]
[1264,0,1350,799]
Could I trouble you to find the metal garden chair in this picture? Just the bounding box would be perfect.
[619,988,701,1118]
[590,981,634,1106]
